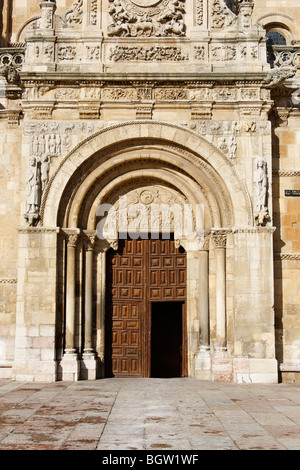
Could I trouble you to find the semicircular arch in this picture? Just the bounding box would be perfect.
[41,121,253,230]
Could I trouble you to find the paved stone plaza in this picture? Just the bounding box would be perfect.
[0,378,299,450]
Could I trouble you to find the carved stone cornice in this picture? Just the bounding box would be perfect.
[0,278,17,284]
[272,170,300,177]
[20,74,267,89]
[232,226,276,234]
[274,253,300,261]
[17,226,61,234]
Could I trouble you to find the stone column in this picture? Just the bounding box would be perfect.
[61,231,80,381]
[65,233,78,353]
[199,240,209,347]
[212,230,227,350]
[195,234,211,379]
[81,231,97,379]
[211,229,234,382]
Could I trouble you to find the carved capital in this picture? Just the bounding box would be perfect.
[67,233,79,248]
[64,229,80,247]
[211,229,229,249]
[83,230,97,250]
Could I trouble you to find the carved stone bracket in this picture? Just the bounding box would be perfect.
[265,66,297,88]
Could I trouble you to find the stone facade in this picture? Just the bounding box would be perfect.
[0,0,299,383]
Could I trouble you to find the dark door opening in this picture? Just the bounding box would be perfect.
[151,302,184,378]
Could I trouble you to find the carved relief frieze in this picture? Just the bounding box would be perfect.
[211,45,236,62]
[214,88,237,101]
[154,88,188,100]
[102,87,137,100]
[190,88,213,101]
[108,45,189,61]
[30,134,61,158]
[57,45,77,61]
[24,121,95,136]
[83,88,102,100]
[196,120,270,136]
[107,0,186,38]
[55,89,79,100]
[240,88,260,101]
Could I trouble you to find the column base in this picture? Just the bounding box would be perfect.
[59,353,80,381]
[81,351,97,380]
[195,345,212,380]
[212,347,233,382]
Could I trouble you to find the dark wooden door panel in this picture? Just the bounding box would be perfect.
[106,236,186,378]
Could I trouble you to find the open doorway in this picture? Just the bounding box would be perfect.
[151,302,186,378]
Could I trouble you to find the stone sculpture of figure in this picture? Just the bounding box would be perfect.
[26,157,40,215]
[254,158,268,213]
[228,135,237,158]
[41,155,50,190]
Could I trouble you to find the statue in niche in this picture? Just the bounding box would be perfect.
[25,157,41,225]
[254,158,270,225]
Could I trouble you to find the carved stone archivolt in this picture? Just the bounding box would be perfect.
[107,0,186,37]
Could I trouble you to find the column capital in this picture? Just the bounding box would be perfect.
[211,229,230,249]
[63,228,80,247]
[199,232,210,251]
[83,230,97,250]
[67,233,79,248]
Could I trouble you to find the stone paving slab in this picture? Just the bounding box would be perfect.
[0,378,299,450]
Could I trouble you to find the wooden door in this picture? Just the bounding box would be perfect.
[106,238,146,377]
[105,236,186,377]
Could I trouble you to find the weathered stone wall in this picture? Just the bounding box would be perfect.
[0,0,299,382]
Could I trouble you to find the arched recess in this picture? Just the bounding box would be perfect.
[41,121,253,229]
[258,13,295,45]
[41,121,253,380]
